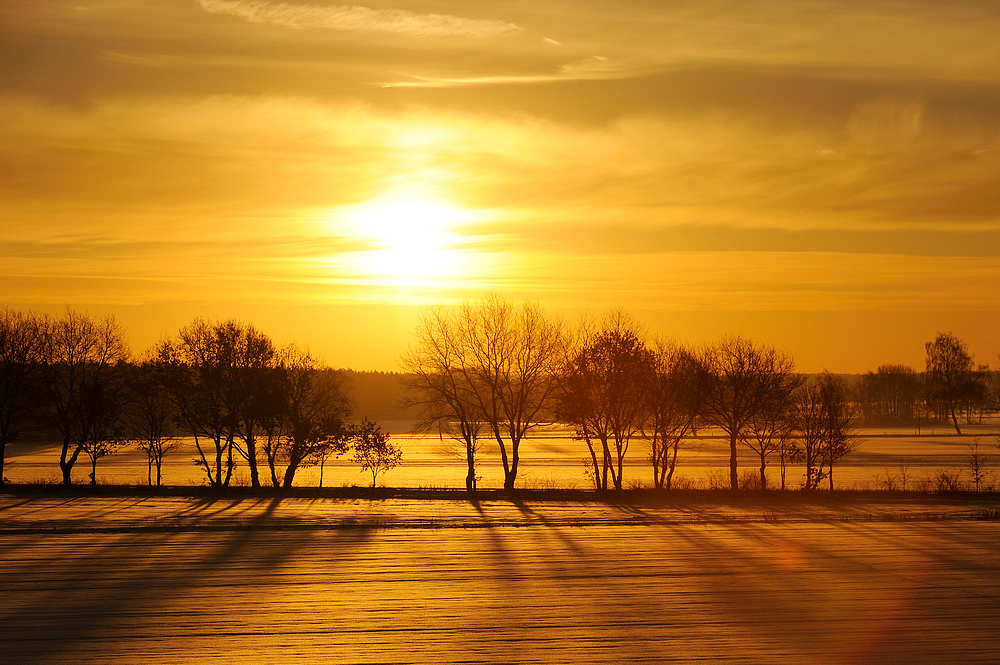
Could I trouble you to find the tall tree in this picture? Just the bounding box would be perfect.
[0,308,44,485]
[794,373,860,491]
[644,343,708,490]
[817,374,860,490]
[39,309,130,486]
[794,381,827,491]
[401,305,485,492]
[155,319,275,488]
[702,336,796,491]
[275,347,351,488]
[744,372,800,490]
[125,360,179,487]
[227,322,277,488]
[925,332,974,434]
[409,295,563,491]
[559,313,653,491]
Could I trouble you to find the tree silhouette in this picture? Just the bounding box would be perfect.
[406,295,563,491]
[745,372,800,490]
[40,309,130,486]
[124,361,179,487]
[401,305,485,492]
[351,418,401,488]
[644,343,708,490]
[0,308,44,486]
[702,336,796,491]
[155,319,276,488]
[275,346,351,488]
[560,313,653,491]
[925,332,974,435]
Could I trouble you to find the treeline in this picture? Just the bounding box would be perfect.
[2,302,996,492]
[0,309,400,488]
[402,296,998,493]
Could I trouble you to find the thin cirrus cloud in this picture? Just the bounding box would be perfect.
[197,0,523,38]
[384,56,649,88]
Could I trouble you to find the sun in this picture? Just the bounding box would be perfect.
[339,194,474,283]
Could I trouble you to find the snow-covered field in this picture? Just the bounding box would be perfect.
[5,421,998,490]
[1,495,998,664]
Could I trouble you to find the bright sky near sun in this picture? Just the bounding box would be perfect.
[2,0,1000,371]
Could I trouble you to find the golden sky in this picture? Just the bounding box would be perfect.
[2,0,999,371]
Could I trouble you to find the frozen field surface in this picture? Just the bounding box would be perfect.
[1,496,999,664]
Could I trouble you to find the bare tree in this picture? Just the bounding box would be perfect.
[967,439,992,492]
[228,323,277,488]
[702,336,796,490]
[351,418,401,488]
[125,360,179,486]
[818,374,860,490]
[0,308,44,485]
[401,305,486,492]
[414,295,563,491]
[745,373,800,490]
[275,347,351,488]
[794,373,859,491]
[155,319,239,488]
[644,343,707,490]
[559,313,653,490]
[794,381,827,491]
[39,310,130,486]
[925,332,974,434]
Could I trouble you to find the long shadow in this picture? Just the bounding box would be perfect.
[0,495,377,665]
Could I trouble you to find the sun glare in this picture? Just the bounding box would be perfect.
[335,194,477,284]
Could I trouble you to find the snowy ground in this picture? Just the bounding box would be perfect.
[1,495,998,664]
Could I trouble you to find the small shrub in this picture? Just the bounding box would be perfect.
[704,468,730,490]
[933,470,963,493]
[875,465,898,491]
[668,476,696,490]
[738,469,762,491]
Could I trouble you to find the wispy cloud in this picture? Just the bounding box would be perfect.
[384,56,649,87]
[197,0,522,38]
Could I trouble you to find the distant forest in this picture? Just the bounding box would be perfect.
[338,370,418,422]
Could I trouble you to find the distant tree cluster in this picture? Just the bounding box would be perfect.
[0,308,399,487]
[855,333,997,434]
[403,297,872,492]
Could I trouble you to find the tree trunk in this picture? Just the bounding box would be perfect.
[759,455,767,491]
[60,440,82,486]
[155,457,162,487]
[504,439,519,491]
[282,459,299,488]
[0,439,6,486]
[223,438,234,487]
[247,437,260,488]
[949,405,962,435]
[729,432,739,490]
[828,465,834,491]
[465,436,476,492]
[90,454,98,486]
[497,435,512,489]
[585,437,601,490]
[665,441,680,490]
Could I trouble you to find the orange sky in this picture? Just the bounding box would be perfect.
[2,0,999,372]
